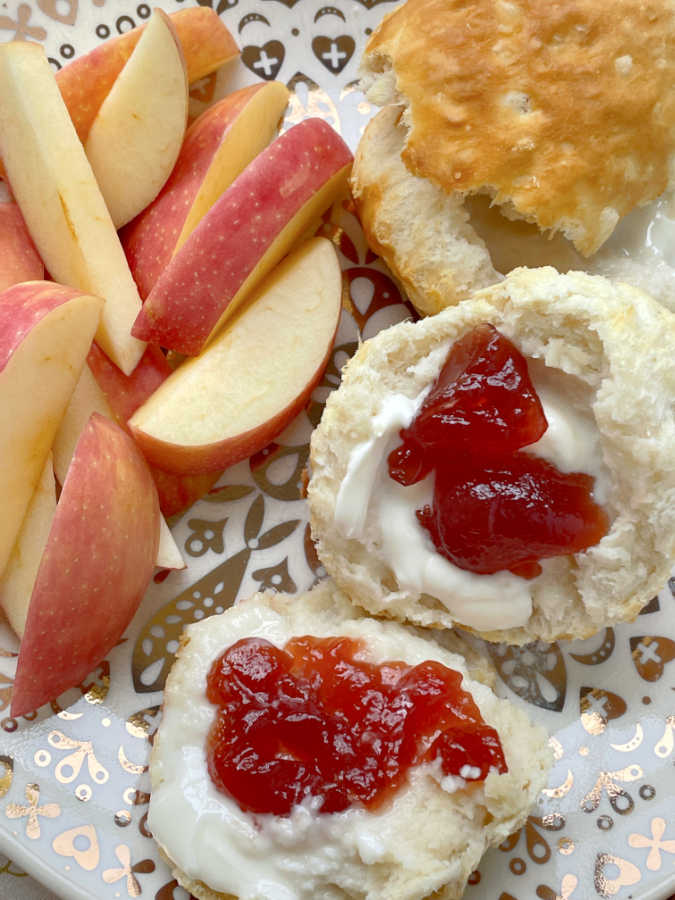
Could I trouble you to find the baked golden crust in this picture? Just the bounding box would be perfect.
[363,0,675,255]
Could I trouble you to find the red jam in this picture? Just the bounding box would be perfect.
[388,324,608,577]
[206,636,507,817]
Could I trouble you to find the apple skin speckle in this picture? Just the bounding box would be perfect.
[131,118,352,356]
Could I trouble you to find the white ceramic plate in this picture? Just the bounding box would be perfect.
[0,2,674,898]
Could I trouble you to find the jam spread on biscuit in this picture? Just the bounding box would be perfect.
[206,636,507,816]
[388,324,608,577]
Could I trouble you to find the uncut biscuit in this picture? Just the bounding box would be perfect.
[361,0,675,255]
[308,268,675,644]
[150,580,551,900]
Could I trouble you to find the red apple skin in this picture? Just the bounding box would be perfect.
[0,281,94,370]
[87,341,219,514]
[10,414,160,718]
[0,201,43,292]
[132,118,352,356]
[121,84,266,300]
[58,9,236,147]
[130,334,336,476]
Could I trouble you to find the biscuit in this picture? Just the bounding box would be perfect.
[360,0,675,256]
[352,107,675,315]
[149,580,552,900]
[308,268,675,644]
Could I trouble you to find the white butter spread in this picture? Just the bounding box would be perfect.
[149,601,495,900]
[334,353,609,631]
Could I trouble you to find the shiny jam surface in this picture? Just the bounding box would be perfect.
[206,636,507,817]
[388,324,608,576]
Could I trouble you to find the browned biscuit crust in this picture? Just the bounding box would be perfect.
[363,0,675,255]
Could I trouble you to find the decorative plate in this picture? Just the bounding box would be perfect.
[0,2,674,899]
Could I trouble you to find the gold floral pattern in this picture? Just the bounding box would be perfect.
[0,2,673,899]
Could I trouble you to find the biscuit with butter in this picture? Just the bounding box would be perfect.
[308,268,675,644]
[149,580,551,900]
[361,0,675,256]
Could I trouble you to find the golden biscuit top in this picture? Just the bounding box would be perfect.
[364,0,675,255]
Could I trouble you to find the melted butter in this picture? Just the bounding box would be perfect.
[334,361,610,631]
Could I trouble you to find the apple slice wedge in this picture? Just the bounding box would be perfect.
[0,7,237,178]
[0,281,102,578]
[11,414,160,718]
[52,363,185,570]
[85,9,188,229]
[129,237,341,474]
[0,41,145,375]
[121,81,289,298]
[0,200,43,292]
[0,455,56,639]
[132,118,352,356]
[86,343,220,516]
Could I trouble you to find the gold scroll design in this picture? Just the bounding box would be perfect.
[499,813,565,865]
[628,817,675,871]
[580,764,642,815]
[52,824,100,871]
[594,852,641,898]
[536,873,579,899]
[5,783,60,839]
[654,714,675,759]
[0,756,13,799]
[47,731,109,787]
[102,844,155,898]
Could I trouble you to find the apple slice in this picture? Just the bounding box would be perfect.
[0,200,43,292]
[121,81,289,298]
[52,363,114,486]
[86,342,220,516]
[0,281,102,578]
[129,237,341,474]
[0,41,145,375]
[85,10,188,229]
[0,456,56,639]
[132,118,352,356]
[15,9,236,167]
[11,414,160,718]
[52,363,185,570]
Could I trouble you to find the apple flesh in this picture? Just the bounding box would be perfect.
[86,342,220,515]
[0,200,43,292]
[0,281,102,578]
[132,118,352,356]
[0,7,237,179]
[129,237,341,474]
[121,81,289,299]
[85,10,188,229]
[11,414,160,718]
[0,455,56,639]
[52,361,185,570]
[0,41,145,375]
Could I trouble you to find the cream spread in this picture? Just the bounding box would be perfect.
[148,599,499,900]
[334,350,610,632]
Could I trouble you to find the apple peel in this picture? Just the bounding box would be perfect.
[132,118,352,356]
[11,414,160,718]
[129,237,342,475]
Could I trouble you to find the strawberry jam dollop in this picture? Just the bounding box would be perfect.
[387,323,608,577]
[206,636,507,817]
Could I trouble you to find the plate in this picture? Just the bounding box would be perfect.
[0,1,674,899]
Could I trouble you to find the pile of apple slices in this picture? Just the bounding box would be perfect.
[0,8,351,718]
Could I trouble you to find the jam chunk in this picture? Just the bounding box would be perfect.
[387,323,608,576]
[206,636,507,817]
[388,323,547,485]
[417,455,609,577]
